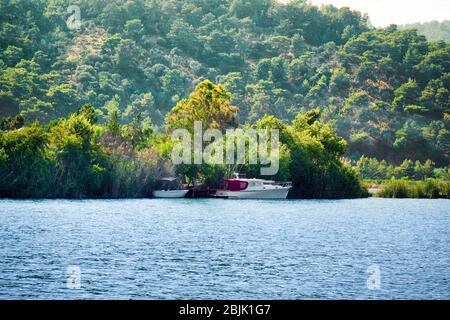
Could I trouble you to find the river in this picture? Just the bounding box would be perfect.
[0,198,449,299]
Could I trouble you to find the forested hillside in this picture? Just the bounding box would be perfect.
[1,0,449,166]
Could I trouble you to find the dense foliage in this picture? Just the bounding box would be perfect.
[1,0,449,168]
[1,81,368,198]
[247,110,369,198]
[0,104,163,198]
[355,156,450,180]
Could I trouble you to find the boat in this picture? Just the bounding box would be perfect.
[152,178,189,198]
[215,174,292,199]
[153,189,189,198]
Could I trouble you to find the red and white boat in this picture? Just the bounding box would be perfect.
[215,174,292,199]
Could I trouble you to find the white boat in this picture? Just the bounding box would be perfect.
[152,178,189,198]
[152,190,189,198]
[215,174,292,199]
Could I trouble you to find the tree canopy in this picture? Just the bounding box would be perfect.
[0,0,449,167]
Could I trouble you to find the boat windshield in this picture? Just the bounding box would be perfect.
[225,180,248,191]
[155,178,180,191]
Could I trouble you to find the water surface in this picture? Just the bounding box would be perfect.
[0,198,449,299]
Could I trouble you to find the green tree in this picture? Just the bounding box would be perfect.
[392,79,421,111]
[165,80,238,131]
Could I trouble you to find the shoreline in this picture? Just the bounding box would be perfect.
[0,196,448,201]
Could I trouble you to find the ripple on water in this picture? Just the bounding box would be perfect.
[0,198,449,299]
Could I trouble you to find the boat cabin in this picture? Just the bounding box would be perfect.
[155,177,182,191]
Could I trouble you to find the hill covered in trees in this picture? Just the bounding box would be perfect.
[1,0,449,167]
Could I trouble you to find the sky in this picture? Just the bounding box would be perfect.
[307,0,450,27]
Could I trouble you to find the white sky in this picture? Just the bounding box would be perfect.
[307,0,450,27]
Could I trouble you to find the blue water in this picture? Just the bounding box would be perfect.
[0,198,449,300]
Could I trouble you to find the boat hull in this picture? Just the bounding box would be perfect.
[215,187,291,199]
[152,190,189,198]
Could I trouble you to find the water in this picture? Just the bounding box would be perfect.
[0,198,449,300]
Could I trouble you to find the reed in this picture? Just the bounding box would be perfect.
[377,180,450,199]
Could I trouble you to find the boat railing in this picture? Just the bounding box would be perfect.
[279,182,293,188]
[262,181,292,187]
[233,172,247,179]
